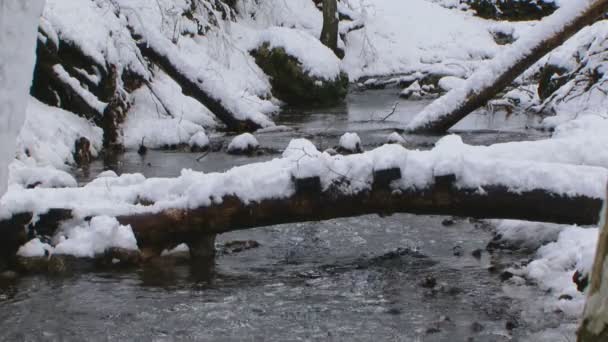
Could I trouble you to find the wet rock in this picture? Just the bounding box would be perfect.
[227,133,260,155]
[250,43,348,106]
[446,286,463,296]
[336,132,362,154]
[505,319,518,331]
[537,64,569,101]
[74,137,92,166]
[220,240,261,255]
[573,270,589,292]
[441,218,455,226]
[472,249,483,259]
[137,142,147,156]
[466,0,558,21]
[419,275,437,289]
[425,327,441,335]
[386,307,402,315]
[189,131,210,152]
[491,30,516,45]
[470,321,484,333]
[98,248,142,268]
[500,271,514,282]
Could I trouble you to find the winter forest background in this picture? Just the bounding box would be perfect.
[2,0,608,341]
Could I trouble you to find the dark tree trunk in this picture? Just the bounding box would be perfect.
[320,0,340,57]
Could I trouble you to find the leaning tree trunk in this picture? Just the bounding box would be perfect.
[0,0,46,196]
[579,184,608,342]
[406,0,608,133]
[320,0,339,56]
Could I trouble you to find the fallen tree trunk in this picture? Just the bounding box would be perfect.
[132,34,263,132]
[579,185,608,342]
[1,170,601,264]
[407,0,608,133]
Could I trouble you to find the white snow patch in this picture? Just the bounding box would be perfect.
[227,133,259,153]
[53,216,139,258]
[17,238,53,258]
[339,132,362,152]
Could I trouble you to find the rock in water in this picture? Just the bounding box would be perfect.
[251,41,348,106]
[189,131,210,152]
[227,133,260,155]
[337,132,362,154]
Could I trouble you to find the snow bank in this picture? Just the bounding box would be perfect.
[407,0,601,131]
[0,0,45,196]
[341,0,498,80]
[18,98,103,170]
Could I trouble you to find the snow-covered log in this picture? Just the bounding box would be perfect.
[407,0,608,133]
[132,32,265,132]
[0,0,45,196]
[0,141,605,264]
[579,186,608,342]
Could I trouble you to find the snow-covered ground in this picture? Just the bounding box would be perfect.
[2,0,608,338]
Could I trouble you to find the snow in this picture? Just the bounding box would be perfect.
[189,131,210,150]
[52,64,107,114]
[386,132,406,144]
[17,98,104,170]
[2,136,606,223]
[407,0,600,131]
[341,0,498,80]
[53,216,138,258]
[248,26,343,80]
[0,0,45,196]
[338,132,362,152]
[17,238,53,258]
[19,216,139,259]
[227,133,260,153]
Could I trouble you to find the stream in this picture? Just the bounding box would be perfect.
[0,89,568,341]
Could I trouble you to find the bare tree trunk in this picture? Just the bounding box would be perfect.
[320,0,339,56]
[407,0,608,133]
[579,184,608,342]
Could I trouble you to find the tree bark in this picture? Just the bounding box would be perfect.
[407,0,608,133]
[132,33,263,132]
[320,0,340,57]
[1,171,602,266]
[579,184,608,342]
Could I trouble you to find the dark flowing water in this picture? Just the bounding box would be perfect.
[0,89,555,341]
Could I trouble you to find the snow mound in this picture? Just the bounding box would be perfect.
[53,216,139,258]
[339,132,362,153]
[189,131,210,150]
[227,133,260,154]
[252,27,343,80]
[386,132,406,144]
[17,238,53,258]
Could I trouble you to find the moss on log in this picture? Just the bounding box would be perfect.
[251,44,348,106]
